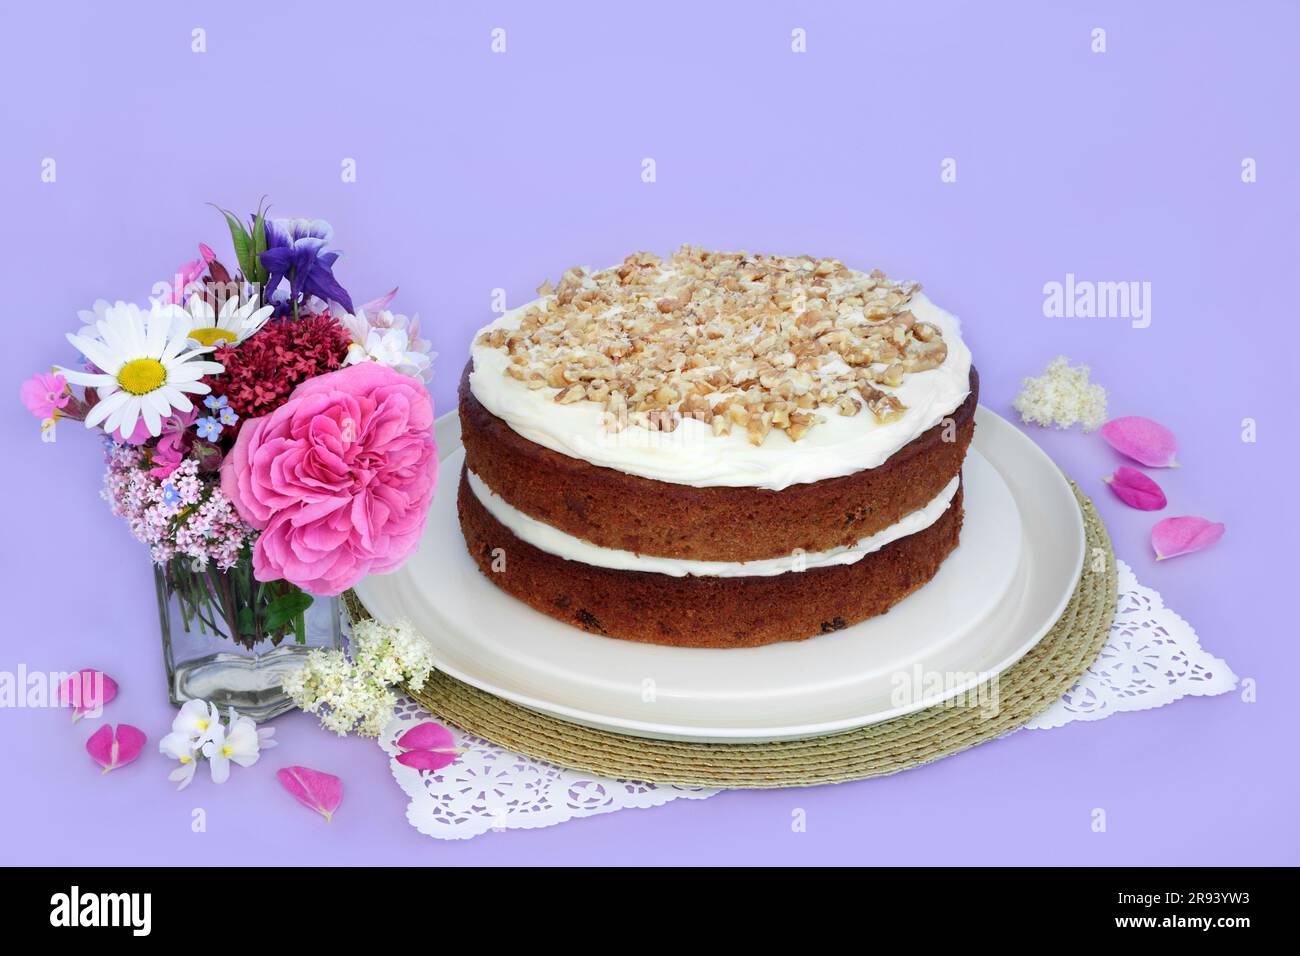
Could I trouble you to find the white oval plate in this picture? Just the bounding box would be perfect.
[355,406,1084,742]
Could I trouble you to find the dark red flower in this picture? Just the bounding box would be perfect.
[205,313,351,427]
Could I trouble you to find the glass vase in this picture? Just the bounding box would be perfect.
[156,555,342,721]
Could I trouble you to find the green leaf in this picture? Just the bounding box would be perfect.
[226,217,253,279]
[210,203,255,281]
[264,588,313,632]
[248,197,270,286]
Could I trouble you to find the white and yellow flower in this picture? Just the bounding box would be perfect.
[159,700,276,789]
[56,301,225,439]
[201,709,271,784]
[159,730,199,790]
[171,698,221,745]
[182,294,274,348]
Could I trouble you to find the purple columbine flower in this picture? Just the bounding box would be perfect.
[258,218,354,313]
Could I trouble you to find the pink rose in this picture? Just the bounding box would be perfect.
[221,363,437,595]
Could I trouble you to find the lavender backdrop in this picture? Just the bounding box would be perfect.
[1,0,1296,865]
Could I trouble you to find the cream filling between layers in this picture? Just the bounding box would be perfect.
[469,287,972,491]
[466,469,960,579]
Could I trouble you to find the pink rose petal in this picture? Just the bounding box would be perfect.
[396,749,460,773]
[1151,516,1225,561]
[396,721,457,753]
[86,724,146,773]
[58,669,118,722]
[1102,467,1167,511]
[394,721,463,774]
[1101,416,1179,467]
[277,766,343,823]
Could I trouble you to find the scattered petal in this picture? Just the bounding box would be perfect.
[86,724,146,773]
[395,749,460,773]
[58,669,118,722]
[1102,467,1167,511]
[394,721,463,774]
[396,721,457,753]
[1101,416,1179,467]
[277,766,343,822]
[1152,516,1225,561]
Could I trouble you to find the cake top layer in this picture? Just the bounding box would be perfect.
[476,247,947,445]
[469,247,972,490]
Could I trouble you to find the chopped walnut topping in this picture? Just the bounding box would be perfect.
[475,246,948,444]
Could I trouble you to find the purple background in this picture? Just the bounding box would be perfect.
[2,0,1296,865]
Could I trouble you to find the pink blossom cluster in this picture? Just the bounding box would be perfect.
[101,445,253,570]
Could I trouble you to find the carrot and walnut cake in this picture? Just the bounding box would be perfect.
[457,247,977,647]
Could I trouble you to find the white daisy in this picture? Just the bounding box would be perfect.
[56,301,225,439]
[182,293,274,348]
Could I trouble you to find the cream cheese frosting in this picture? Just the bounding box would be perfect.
[467,469,960,578]
[468,260,972,491]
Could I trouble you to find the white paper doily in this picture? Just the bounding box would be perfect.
[380,559,1237,839]
[1023,560,1237,729]
[380,697,716,840]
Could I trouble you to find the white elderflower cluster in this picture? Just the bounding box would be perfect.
[283,619,435,738]
[352,618,435,690]
[1013,356,1108,432]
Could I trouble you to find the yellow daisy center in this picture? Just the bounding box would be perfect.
[188,327,238,347]
[116,358,167,395]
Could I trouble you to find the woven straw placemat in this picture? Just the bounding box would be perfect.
[345,481,1115,788]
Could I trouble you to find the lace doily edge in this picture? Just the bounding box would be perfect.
[1024,559,1238,731]
[392,765,720,840]
[381,720,720,840]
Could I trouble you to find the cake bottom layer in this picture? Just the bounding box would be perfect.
[457,467,965,648]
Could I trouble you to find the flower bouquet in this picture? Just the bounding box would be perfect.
[22,202,439,719]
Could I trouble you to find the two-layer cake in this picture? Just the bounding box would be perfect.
[457,247,977,647]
